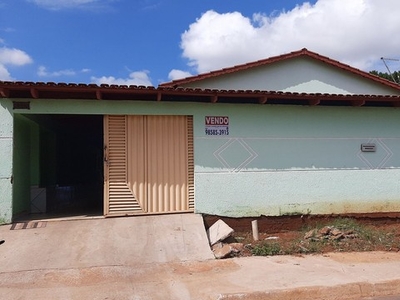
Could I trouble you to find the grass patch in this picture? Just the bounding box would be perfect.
[251,242,281,256]
[248,218,400,256]
[329,218,393,252]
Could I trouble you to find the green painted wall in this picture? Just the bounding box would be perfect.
[13,115,34,215]
[12,114,57,217]
[0,99,13,223]
[195,105,400,171]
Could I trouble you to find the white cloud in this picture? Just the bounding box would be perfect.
[180,0,400,74]
[168,69,192,81]
[0,64,12,81]
[0,47,32,66]
[37,66,91,78]
[0,47,33,80]
[91,70,153,86]
[28,0,111,10]
[37,66,76,77]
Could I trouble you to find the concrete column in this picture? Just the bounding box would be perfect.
[0,99,13,223]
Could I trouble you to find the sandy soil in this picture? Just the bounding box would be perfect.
[204,214,400,256]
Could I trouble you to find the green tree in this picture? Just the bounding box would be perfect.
[370,70,400,83]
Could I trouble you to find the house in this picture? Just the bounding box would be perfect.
[1,49,400,224]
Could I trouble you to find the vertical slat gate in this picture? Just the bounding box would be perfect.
[187,116,194,210]
[127,116,147,212]
[104,115,194,216]
[104,115,145,215]
[147,115,190,213]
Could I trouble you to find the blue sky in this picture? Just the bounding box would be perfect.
[1,0,400,86]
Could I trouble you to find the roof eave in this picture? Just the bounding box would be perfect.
[2,81,400,108]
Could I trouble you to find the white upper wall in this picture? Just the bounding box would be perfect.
[179,57,400,95]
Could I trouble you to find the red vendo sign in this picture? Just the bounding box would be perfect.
[205,116,229,126]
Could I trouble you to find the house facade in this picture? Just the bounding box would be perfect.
[1,49,400,223]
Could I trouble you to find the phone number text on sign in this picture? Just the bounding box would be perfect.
[205,116,229,136]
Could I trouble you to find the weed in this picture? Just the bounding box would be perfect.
[236,217,400,257]
[284,239,303,255]
[303,240,326,254]
[251,242,281,256]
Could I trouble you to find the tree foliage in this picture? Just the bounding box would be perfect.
[370,70,400,83]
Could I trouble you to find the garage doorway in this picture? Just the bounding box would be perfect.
[13,114,104,220]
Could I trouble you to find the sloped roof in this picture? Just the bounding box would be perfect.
[1,81,400,108]
[159,48,400,91]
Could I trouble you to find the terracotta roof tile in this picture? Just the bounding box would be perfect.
[1,80,400,107]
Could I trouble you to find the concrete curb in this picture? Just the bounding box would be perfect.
[218,279,400,300]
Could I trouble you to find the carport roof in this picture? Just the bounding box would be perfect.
[1,80,400,107]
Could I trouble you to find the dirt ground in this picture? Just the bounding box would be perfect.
[203,213,400,257]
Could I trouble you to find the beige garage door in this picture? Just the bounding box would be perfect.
[104,115,194,216]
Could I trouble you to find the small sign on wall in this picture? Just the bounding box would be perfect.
[205,116,229,136]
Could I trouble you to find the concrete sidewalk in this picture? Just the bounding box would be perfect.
[1,215,400,299]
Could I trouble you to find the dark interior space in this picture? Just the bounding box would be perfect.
[23,114,104,217]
